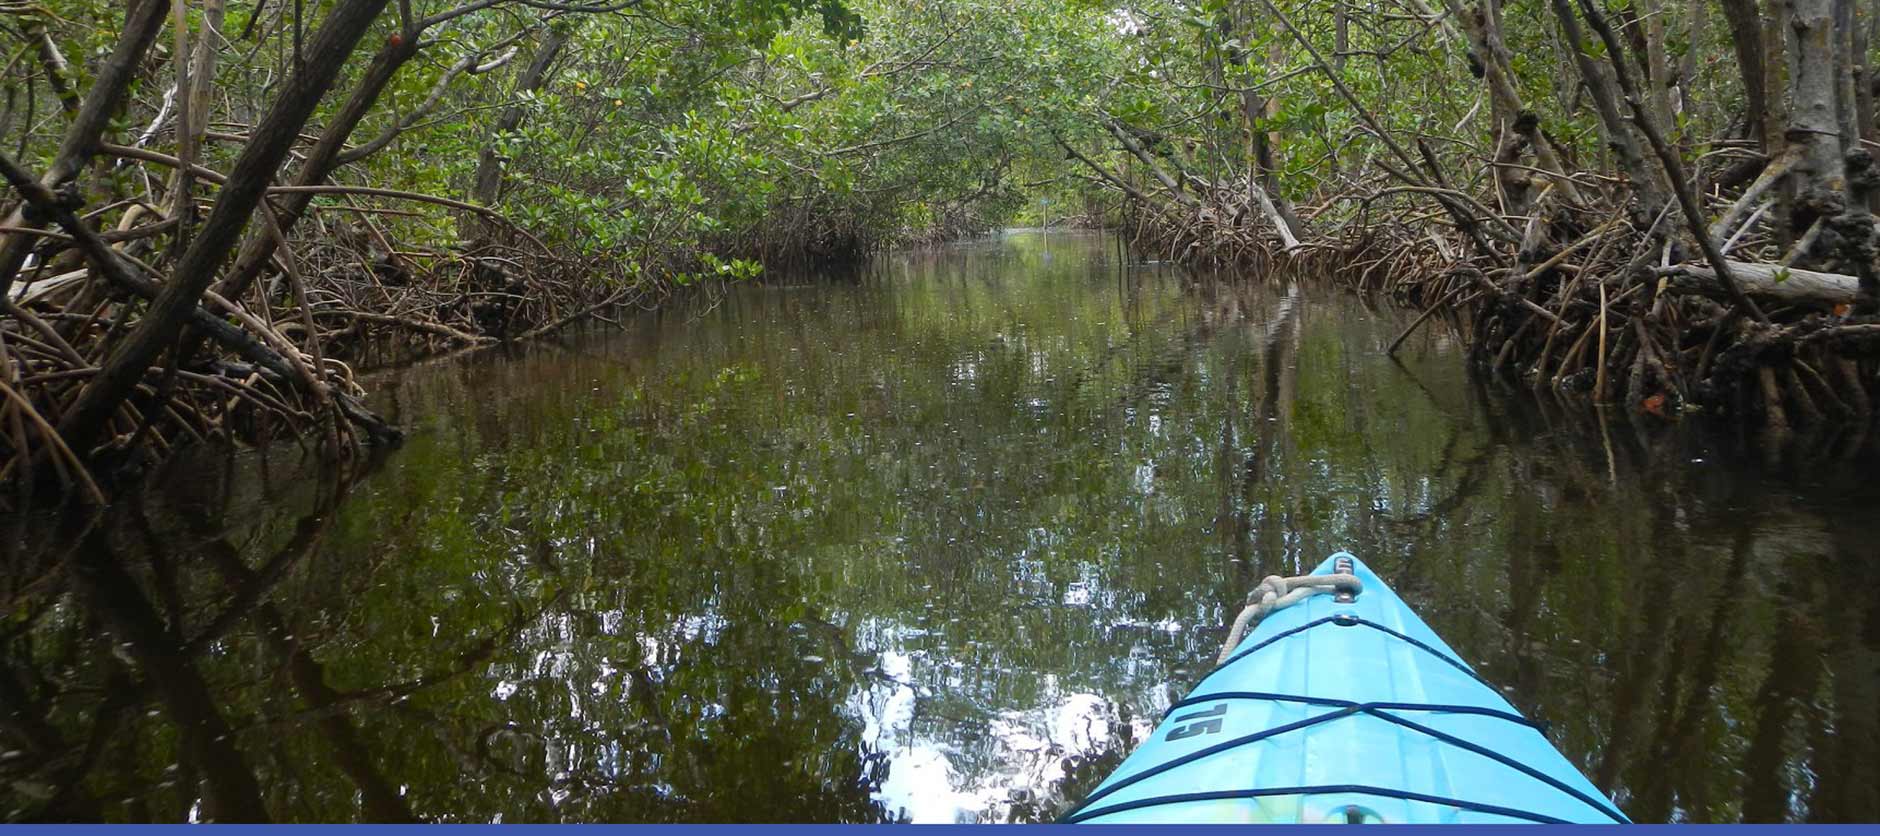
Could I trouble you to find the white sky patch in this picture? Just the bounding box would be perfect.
[853,636,1155,823]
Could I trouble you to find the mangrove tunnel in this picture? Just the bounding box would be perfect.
[1,0,1878,824]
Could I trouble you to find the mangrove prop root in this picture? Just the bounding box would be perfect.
[1112,170,1880,440]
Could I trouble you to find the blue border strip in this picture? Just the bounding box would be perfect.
[0,824,1873,830]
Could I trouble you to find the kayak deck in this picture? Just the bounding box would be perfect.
[1065,552,1627,824]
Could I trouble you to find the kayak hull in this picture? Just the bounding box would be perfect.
[1066,553,1627,824]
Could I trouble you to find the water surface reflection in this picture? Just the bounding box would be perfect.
[3,231,1876,822]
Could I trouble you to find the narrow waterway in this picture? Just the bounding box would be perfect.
[4,230,1877,823]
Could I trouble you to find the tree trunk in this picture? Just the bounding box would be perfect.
[1453,0,1585,206]
[1763,0,1794,154]
[1863,0,1880,147]
[1789,0,1847,221]
[1241,32,1307,234]
[209,32,424,302]
[1718,0,1767,145]
[1548,0,1662,213]
[1206,6,1306,237]
[469,25,572,214]
[1835,0,1862,150]
[27,23,82,116]
[0,0,168,299]
[57,0,394,457]
[1674,0,1705,119]
[1637,0,1678,137]
[1334,0,1350,73]
[168,0,225,229]
[1105,118,1195,205]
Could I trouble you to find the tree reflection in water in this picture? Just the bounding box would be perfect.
[3,231,1876,822]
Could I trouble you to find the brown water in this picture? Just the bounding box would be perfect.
[3,230,1877,823]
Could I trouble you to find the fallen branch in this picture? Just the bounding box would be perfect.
[1662,260,1863,304]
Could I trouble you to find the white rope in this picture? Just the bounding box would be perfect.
[1216,572,1363,664]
